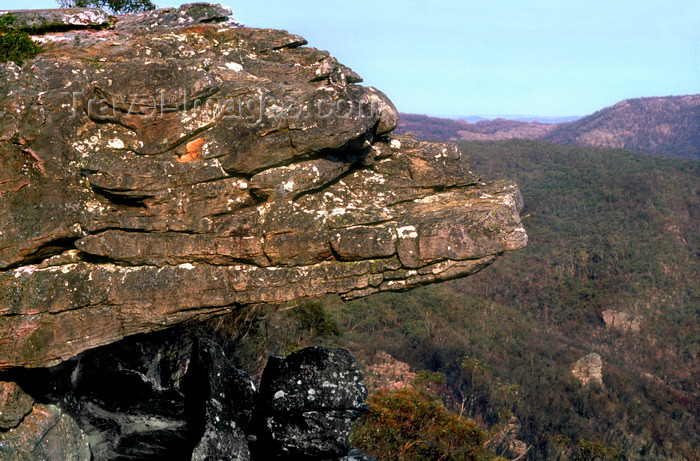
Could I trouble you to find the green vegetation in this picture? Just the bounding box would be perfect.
[456,139,698,379]
[207,299,344,379]
[57,0,156,14]
[0,14,42,65]
[335,140,698,460]
[351,378,496,461]
[551,436,624,461]
[287,299,343,338]
[212,140,698,460]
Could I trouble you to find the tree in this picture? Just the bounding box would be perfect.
[57,0,156,15]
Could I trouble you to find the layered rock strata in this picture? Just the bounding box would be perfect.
[0,4,528,459]
[0,3,526,371]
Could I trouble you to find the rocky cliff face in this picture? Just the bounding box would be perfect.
[0,4,526,459]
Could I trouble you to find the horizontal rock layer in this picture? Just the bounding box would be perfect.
[0,7,110,30]
[0,4,526,370]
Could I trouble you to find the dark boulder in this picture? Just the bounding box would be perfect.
[2,329,196,460]
[257,347,367,459]
[0,329,370,461]
[188,338,257,461]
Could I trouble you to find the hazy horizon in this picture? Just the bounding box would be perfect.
[7,0,700,117]
[436,113,583,122]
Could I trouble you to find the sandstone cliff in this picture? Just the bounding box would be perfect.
[0,4,526,459]
[0,3,526,371]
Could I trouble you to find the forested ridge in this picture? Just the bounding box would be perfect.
[341,140,699,459]
[397,95,700,159]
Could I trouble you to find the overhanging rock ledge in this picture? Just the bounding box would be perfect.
[0,3,527,370]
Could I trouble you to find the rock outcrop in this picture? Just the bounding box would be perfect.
[0,7,110,30]
[572,353,604,388]
[0,3,526,371]
[1,326,367,460]
[601,309,642,333]
[0,4,527,459]
[257,347,367,458]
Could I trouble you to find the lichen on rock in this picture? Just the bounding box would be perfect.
[0,3,528,459]
[0,2,525,377]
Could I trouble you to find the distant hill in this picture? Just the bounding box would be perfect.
[503,115,581,124]
[545,95,700,158]
[396,113,471,141]
[455,115,490,123]
[396,114,555,142]
[397,95,700,159]
[456,115,581,124]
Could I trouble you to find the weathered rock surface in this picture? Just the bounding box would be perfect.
[189,337,256,461]
[0,401,91,461]
[2,329,197,459]
[572,352,604,387]
[0,3,526,372]
[0,7,110,30]
[257,347,367,459]
[361,351,416,391]
[0,4,528,459]
[0,381,34,430]
[114,3,238,33]
[601,309,642,333]
[0,328,368,461]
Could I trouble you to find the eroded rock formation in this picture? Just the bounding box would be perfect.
[572,353,604,388]
[0,3,526,459]
[0,3,525,371]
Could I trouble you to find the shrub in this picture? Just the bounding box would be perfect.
[351,382,496,461]
[0,14,42,65]
[551,435,624,461]
[287,300,343,338]
[207,299,343,378]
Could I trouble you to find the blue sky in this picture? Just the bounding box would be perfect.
[7,0,700,117]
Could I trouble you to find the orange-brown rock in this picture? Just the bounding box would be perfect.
[0,4,526,371]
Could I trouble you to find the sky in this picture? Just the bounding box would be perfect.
[6,0,700,117]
